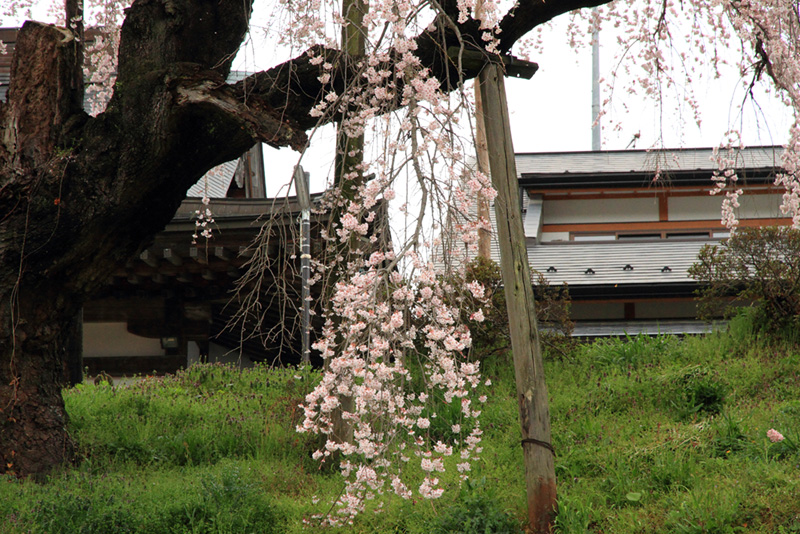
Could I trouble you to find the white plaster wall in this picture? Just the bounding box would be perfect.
[540,231,570,242]
[669,195,730,221]
[186,341,201,366]
[669,193,784,221]
[83,322,164,358]
[737,193,786,219]
[543,197,659,225]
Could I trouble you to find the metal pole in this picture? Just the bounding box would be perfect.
[295,166,312,364]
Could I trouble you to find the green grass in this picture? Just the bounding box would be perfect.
[2,319,800,533]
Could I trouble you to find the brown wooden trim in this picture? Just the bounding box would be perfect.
[624,302,636,320]
[659,193,668,222]
[545,217,792,233]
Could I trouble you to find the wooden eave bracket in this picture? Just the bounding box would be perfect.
[446,46,539,79]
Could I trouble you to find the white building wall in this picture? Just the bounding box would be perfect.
[542,197,659,225]
[83,322,164,358]
[737,193,786,219]
[669,193,784,221]
[540,231,570,242]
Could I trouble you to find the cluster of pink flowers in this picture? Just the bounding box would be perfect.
[720,0,800,228]
[709,138,745,230]
[299,247,490,523]
[302,149,494,523]
[191,195,215,243]
[767,428,785,443]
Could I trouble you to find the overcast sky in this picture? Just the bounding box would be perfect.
[6,1,792,196]
[231,3,792,196]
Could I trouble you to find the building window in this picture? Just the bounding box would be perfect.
[617,233,661,241]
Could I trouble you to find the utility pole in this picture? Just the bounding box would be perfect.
[478,59,556,533]
[592,8,602,151]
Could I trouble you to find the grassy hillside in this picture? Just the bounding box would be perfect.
[1,313,799,533]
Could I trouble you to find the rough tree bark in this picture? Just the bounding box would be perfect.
[0,0,612,477]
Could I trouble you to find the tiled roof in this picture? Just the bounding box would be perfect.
[525,240,713,286]
[187,160,239,198]
[569,320,724,337]
[516,146,783,178]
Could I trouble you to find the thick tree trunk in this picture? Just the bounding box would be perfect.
[0,285,79,477]
[0,7,256,477]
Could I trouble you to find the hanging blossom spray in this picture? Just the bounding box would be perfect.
[287,0,503,520]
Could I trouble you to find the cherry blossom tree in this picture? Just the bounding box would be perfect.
[2,3,800,534]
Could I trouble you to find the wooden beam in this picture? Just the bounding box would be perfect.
[447,47,538,79]
[542,217,791,234]
[163,248,183,266]
[214,246,230,260]
[474,76,492,259]
[190,247,209,264]
[140,249,159,268]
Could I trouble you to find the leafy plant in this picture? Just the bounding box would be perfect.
[689,226,800,333]
[432,477,521,534]
[30,494,136,534]
[665,366,728,419]
[710,413,749,458]
[665,489,744,533]
[176,467,285,534]
[553,495,594,534]
[459,257,575,358]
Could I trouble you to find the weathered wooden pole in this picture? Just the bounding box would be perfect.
[473,79,493,260]
[478,60,557,533]
[328,0,368,446]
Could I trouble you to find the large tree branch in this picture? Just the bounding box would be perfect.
[220,0,616,145]
[3,0,615,296]
[497,0,614,54]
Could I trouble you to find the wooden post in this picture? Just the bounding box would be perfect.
[478,60,556,533]
[328,0,368,446]
[473,78,493,260]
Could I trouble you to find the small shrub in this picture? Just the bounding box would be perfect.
[589,333,679,370]
[458,258,575,359]
[432,478,521,534]
[664,366,727,419]
[167,467,285,534]
[689,226,800,333]
[710,413,749,458]
[30,494,136,534]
